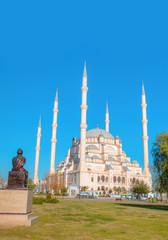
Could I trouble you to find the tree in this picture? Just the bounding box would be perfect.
[116,187,121,195]
[131,180,149,197]
[28,178,35,190]
[151,132,168,197]
[80,186,89,192]
[109,189,112,194]
[47,172,64,191]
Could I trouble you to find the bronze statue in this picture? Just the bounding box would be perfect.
[8,149,28,188]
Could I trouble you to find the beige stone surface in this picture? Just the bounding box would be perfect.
[0,189,38,226]
[0,213,38,226]
[0,189,33,214]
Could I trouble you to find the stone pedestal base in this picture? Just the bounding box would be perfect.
[0,189,38,226]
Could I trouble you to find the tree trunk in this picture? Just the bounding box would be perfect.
[160,193,163,202]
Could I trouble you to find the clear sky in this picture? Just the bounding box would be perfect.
[0,1,168,181]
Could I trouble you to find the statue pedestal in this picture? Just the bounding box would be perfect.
[0,188,38,226]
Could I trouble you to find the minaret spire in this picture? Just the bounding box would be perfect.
[38,115,41,127]
[33,116,42,184]
[78,61,88,187]
[83,61,87,78]
[141,82,151,177]
[105,101,110,132]
[49,89,59,176]
[142,81,145,95]
[55,88,58,101]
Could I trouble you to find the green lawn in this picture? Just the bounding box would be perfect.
[0,200,168,240]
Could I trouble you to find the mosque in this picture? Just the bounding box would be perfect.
[33,63,152,195]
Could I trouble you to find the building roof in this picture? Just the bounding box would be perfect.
[107,158,116,161]
[85,154,91,158]
[91,155,100,159]
[86,145,98,149]
[106,165,113,170]
[86,128,114,139]
[123,166,129,171]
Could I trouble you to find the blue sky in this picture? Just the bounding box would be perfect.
[0,1,168,181]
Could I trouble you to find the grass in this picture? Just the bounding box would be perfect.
[0,200,168,240]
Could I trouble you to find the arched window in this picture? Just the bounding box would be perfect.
[101,175,105,182]
[106,177,109,182]
[113,176,116,183]
[122,187,126,191]
[97,186,100,190]
[113,186,116,191]
[118,176,121,182]
[101,186,104,190]
[133,178,136,184]
[97,176,100,182]
[106,187,108,191]
[122,177,125,184]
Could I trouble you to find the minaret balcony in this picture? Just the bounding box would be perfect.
[53,109,59,113]
[142,136,149,140]
[80,105,88,110]
[141,119,148,124]
[80,123,87,129]
[81,86,88,91]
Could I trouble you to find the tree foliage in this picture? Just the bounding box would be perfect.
[28,178,35,189]
[151,132,168,193]
[116,187,121,195]
[81,186,89,192]
[132,180,150,195]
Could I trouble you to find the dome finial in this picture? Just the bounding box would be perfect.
[97,122,99,128]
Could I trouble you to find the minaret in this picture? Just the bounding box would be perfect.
[33,116,41,184]
[105,101,110,132]
[49,89,58,176]
[141,82,151,176]
[79,62,88,179]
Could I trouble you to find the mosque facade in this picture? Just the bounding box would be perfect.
[33,63,152,194]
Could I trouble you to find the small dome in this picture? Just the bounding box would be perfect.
[123,160,129,163]
[85,154,91,158]
[132,160,138,163]
[86,128,114,139]
[115,134,120,140]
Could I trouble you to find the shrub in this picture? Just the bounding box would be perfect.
[44,198,59,204]
[46,194,52,200]
[33,197,43,205]
[166,199,168,203]
[149,196,152,203]
[152,197,157,203]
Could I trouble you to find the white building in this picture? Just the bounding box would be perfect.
[33,62,152,194]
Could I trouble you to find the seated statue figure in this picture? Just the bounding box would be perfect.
[8,149,28,188]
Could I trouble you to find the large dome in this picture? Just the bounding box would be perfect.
[86,128,114,139]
